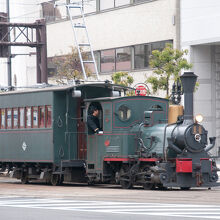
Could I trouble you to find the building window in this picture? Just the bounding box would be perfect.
[100,0,114,10]
[133,0,151,3]
[116,47,131,71]
[101,49,115,72]
[84,52,100,74]
[33,107,38,128]
[134,44,150,69]
[46,106,52,128]
[13,108,18,129]
[19,108,25,128]
[151,40,172,51]
[115,0,130,7]
[39,106,45,128]
[26,107,32,128]
[83,0,96,14]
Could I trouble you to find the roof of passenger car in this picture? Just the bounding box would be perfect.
[84,95,168,102]
[0,82,132,96]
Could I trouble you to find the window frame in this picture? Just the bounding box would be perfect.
[25,107,32,128]
[33,106,39,128]
[6,108,12,129]
[0,109,6,129]
[46,105,52,128]
[100,49,116,73]
[118,104,131,122]
[13,108,19,129]
[19,107,25,129]
[115,47,132,71]
[39,106,45,128]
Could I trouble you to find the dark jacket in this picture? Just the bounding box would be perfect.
[87,114,101,135]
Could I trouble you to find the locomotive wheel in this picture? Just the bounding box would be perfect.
[142,165,155,190]
[21,173,29,184]
[119,165,133,189]
[50,174,61,186]
[143,183,155,190]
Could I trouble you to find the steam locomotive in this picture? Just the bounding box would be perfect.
[0,72,219,189]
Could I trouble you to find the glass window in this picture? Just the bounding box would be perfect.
[101,49,115,73]
[19,108,25,128]
[118,105,131,121]
[26,107,32,128]
[100,0,114,10]
[134,0,150,3]
[46,106,52,128]
[1,109,5,129]
[6,109,12,129]
[134,44,150,69]
[84,51,100,74]
[83,0,96,14]
[116,47,131,71]
[13,108,18,128]
[151,40,172,51]
[33,107,38,128]
[39,106,45,128]
[115,0,130,7]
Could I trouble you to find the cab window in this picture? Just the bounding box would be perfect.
[118,105,131,121]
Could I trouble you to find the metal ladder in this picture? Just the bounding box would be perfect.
[66,3,100,81]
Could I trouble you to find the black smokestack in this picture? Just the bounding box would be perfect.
[180,72,198,123]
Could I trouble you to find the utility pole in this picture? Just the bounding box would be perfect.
[6,0,12,87]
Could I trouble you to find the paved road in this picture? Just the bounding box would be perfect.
[0,196,220,220]
[1,177,220,219]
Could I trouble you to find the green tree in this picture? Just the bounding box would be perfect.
[51,47,92,84]
[111,72,134,96]
[147,43,192,97]
[111,72,134,87]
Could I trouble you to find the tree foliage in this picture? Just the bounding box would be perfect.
[111,72,135,96]
[111,72,134,87]
[147,43,192,97]
[51,47,92,84]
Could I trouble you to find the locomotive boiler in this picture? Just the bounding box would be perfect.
[121,72,218,189]
[0,72,219,190]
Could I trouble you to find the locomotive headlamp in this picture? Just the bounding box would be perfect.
[195,114,203,123]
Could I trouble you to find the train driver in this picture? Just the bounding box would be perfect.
[87,106,102,135]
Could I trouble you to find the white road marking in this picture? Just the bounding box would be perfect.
[0,197,219,219]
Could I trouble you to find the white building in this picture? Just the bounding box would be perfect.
[0,0,40,87]
[181,0,220,155]
[0,0,179,90]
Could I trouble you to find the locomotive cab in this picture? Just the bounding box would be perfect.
[84,95,169,184]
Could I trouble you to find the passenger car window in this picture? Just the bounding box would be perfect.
[19,107,25,128]
[6,109,12,129]
[39,106,45,128]
[13,108,18,128]
[118,105,131,121]
[33,107,38,128]
[1,109,5,129]
[26,107,32,128]
[46,106,52,128]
